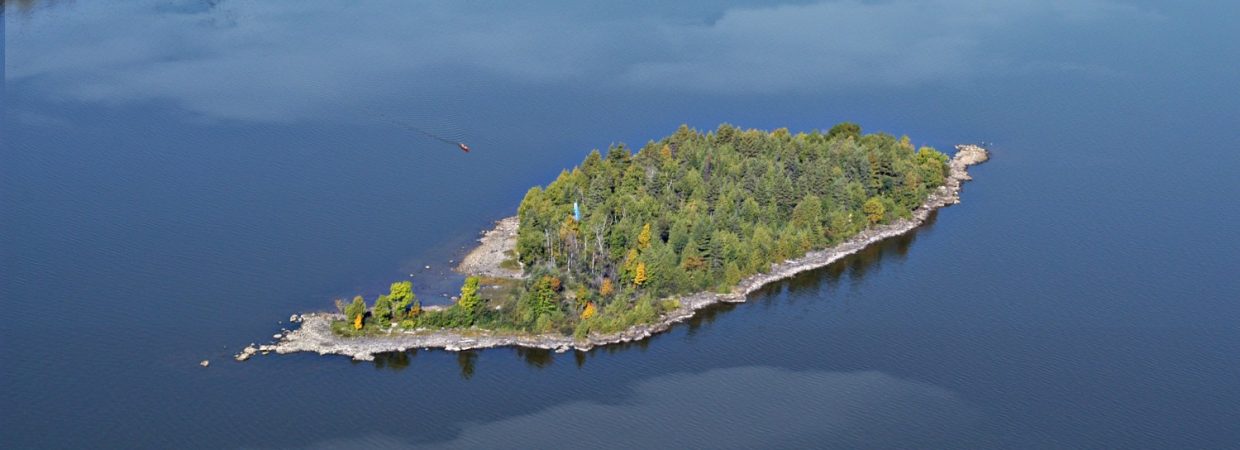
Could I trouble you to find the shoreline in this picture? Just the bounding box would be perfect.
[453,216,522,279]
[243,145,988,361]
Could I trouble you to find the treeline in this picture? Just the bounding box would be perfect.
[338,123,950,339]
[335,277,489,333]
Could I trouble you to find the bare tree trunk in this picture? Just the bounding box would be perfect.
[592,217,610,275]
[545,228,555,268]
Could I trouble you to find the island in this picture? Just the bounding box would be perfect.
[238,123,988,361]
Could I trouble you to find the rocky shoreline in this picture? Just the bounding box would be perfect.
[239,145,988,361]
[454,216,522,279]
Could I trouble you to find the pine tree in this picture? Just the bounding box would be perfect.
[372,295,392,327]
[681,238,705,270]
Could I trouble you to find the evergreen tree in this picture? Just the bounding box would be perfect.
[372,294,392,327]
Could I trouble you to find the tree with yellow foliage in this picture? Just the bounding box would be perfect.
[599,278,614,297]
[634,262,649,286]
[457,276,481,317]
[581,302,597,320]
[623,248,639,280]
[574,284,590,311]
[863,197,886,224]
[899,134,913,151]
[353,313,363,330]
[637,223,652,250]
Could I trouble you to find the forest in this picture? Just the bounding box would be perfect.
[336,123,950,339]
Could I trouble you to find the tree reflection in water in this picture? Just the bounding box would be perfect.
[457,350,478,380]
[370,349,417,372]
[515,347,553,369]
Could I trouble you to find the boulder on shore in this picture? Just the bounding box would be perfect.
[234,345,258,361]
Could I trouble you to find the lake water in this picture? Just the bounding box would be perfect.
[4,1,1239,448]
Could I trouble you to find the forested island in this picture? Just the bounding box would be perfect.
[242,123,988,361]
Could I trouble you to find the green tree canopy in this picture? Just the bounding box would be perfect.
[372,294,393,327]
[345,296,367,325]
[389,281,414,319]
[457,276,481,317]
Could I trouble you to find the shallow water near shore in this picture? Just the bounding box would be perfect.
[4,1,1240,448]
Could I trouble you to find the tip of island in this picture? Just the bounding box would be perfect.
[236,123,989,361]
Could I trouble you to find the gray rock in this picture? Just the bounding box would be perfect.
[234,345,258,362]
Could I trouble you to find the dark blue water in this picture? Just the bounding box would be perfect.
[4,1,1239,448]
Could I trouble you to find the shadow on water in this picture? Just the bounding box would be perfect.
[367,212,937,378]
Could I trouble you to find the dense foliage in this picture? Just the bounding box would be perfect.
[337,123,950,338]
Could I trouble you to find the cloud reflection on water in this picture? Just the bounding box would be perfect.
[301,366,977,449]
[7,0,1155,123]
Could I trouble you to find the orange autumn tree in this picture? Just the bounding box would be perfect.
[599,278,614,297]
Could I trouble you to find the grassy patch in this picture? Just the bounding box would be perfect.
[330,319,405,337]
[478,276,521,299]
